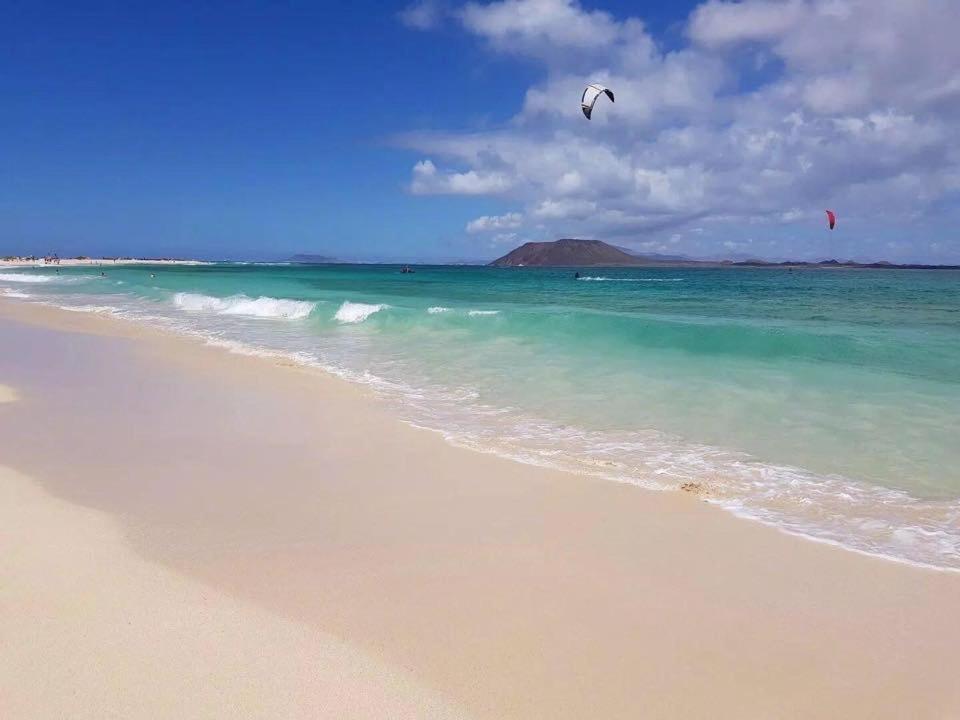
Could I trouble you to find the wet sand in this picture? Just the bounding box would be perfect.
[1,299,959,719]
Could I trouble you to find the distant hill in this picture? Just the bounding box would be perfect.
[489,239,960,270]
[730,258,960,270]
[290,254,337,263]
[490,239,660,267]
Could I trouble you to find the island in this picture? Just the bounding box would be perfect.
[489,239,960,270]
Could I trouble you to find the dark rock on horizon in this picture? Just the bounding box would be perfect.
[489,239,960,270]
[290,254,337,263]
[489,239,659,267]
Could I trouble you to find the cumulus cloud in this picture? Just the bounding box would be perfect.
[410,159,513,194]
[688,0,807,48]
[460,0,624,59]
[466,211,524,233]
[401,0,960,261]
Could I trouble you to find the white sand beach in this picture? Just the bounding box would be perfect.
[0,257,208,268]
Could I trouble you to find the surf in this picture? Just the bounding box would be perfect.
[172,293,316,320]
[334,301,388,324]
[0,272,56,283]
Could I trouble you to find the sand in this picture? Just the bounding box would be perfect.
[1,298,959,719]
[0,258,207,268]
[0,464,465,720]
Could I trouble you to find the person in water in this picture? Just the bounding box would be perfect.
[574,271,581,279]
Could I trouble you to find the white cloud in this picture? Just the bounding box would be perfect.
[466,212,524,233]
[460,0,623,59]
[410,159,513,195]
[400,0,960,261]
[531,197,596,219]
[688,0,806,48]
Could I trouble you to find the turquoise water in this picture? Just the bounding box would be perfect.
[3,262,959,569]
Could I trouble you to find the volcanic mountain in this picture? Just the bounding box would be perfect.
[489,239,651,267]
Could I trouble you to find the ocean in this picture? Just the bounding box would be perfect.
[3,262,959,570]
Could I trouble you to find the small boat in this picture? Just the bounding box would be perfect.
[400,265,415,274]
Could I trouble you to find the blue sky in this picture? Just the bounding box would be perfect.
[2,0,959,262]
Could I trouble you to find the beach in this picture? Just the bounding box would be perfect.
[3,262,958,571]
[0,258,209,268]
[2,297,959,719]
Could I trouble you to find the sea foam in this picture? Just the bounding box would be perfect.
[0,272,54,283]
[59,305,123,315]
[334,301,388,324]
[1,289,32,298]
[577,276,684,282]
[173,293,315,320]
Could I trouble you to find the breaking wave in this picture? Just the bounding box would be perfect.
[0,272,55,283]
[577,276,684,282]
[334,301,388,324]
[172,293,316,320]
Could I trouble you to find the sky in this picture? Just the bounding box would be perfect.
[2,0,959,263]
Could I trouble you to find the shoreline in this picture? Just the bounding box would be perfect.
[2,298,960,718]
[2,288,956,573]
[1,257,210,268]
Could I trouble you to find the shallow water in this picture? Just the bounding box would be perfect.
[4,262,959,569]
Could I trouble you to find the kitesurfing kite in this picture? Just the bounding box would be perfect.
[825,209,836,230]
[581,83,614,119]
